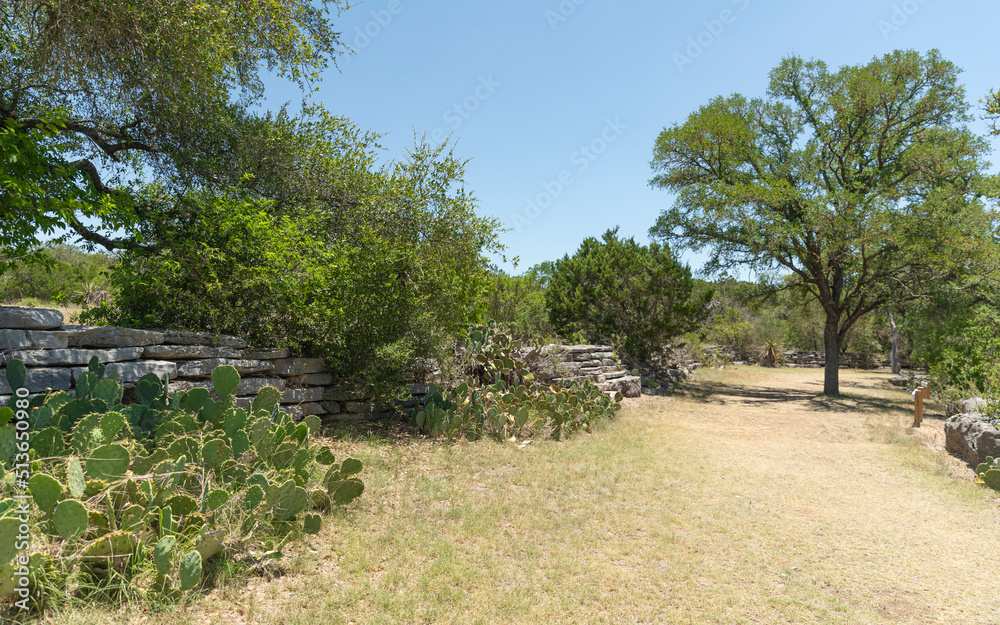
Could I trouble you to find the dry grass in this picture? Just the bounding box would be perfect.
[42,368,1000,624]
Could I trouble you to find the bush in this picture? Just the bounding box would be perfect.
[0,359,363,609]
[545,228,708,363]
[83,128,501,397]
[413,323,621,441]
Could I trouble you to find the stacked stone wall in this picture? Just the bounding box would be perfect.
[0,307,422,421]
[530,344,641,398]
[694,346,910,370]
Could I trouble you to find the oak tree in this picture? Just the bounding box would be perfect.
[649,50,996,395]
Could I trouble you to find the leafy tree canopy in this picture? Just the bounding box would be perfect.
[649,49,998,394]
[545,228,707,363]
[0,0,346,256]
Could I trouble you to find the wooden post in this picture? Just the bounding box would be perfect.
[922,380,930,400]
[913,388,923,427]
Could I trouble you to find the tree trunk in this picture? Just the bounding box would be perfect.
[888,310,900,375]
[823,316,840,395]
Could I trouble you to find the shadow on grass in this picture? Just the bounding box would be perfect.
[679,376,913,417]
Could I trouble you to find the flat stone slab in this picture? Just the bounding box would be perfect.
[162,331,247,348]
[287,373,335,386]
[170,379,286,397]
[65,326,166,348]
[270,358,325,376]
[176,358,274,378]
[0,367,72,393]
[0,329,31,350]
[26,330,70,349]
[246,347,291,360]
[142,345,245,360]
[280,387,326,403]
[6,347,144,366]
[70,361,177,383]
[0,307,63,329]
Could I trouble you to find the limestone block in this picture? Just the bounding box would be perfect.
[320,401,342,414]
[288,373,335,386]
[71,360,177,383]
[0,307,63,329]
[245,347,291,360]
[300,402,326,416]
[65,326,166,348]
[162,330,247,348]
[176,358,274,378]
[142,345,246,359]
[270,358,325,376]
[7,347,143,366]
[0,367,72,393]
[610,375,641,398]
[280,387,326,403]
[26,330,70,349]
[0,330,30,350]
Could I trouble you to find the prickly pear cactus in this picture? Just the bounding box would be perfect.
[0,357,365,605]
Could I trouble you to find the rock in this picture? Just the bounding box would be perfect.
[71,361,177,383]
[946,397,989,417]
[320,401,342,414]
[323,387,364,402]
[26,330,70,349]
[0,368,73,393]
[280,387,326,403]
[161,330,247,348]
[288,373,335,386]
[603,369,628,380]
[65,326,166,348]
[279,405,304,421]
[176,358,274,378]
[945,414,1000,467]
[6,347,144,366]
[611,375,641,398]
[0,329,31,350]
[0,307,63,329]
[235,377,287,395]
[888,375,910,387]
[270,358,325,376]
[245,347,291,360]
[142,345,245,360]
[300,402,326,416]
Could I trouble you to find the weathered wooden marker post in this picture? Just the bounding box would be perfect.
[913,387,923,428]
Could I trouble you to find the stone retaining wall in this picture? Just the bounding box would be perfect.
[0,307,421,421]
[698,346,910,370]
[530,344,641,398]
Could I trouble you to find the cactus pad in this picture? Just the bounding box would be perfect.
[330,478,365,505]
[52,499,89,539]
[204,489,230,512]
[272,479,308,521]
[303,513,321,534]
[154,535,176,574]
[178,550,203,590]
[252,386,282,413]
[85,444,131,481]
[211,365,240,398]
[28,473,63,512]
[67,456,86,498]
[201,439,230,467]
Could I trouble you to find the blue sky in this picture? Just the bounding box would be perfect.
[264,0,1000,276]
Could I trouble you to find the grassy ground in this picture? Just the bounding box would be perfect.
[42,367,1000,624]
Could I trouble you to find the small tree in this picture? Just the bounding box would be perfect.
[649,50,997,395]
[545,228,707,362]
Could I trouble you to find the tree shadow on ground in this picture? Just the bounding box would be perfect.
[679,376,913,417]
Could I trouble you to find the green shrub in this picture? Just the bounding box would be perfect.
[0,358,363,609]
[413,323,622,441]
[545,228,708,363]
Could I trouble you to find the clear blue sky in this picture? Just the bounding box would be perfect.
[265,0,1000,276]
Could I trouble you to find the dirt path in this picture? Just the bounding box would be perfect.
[638,367,1000,624]
[57,367,1000,625]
